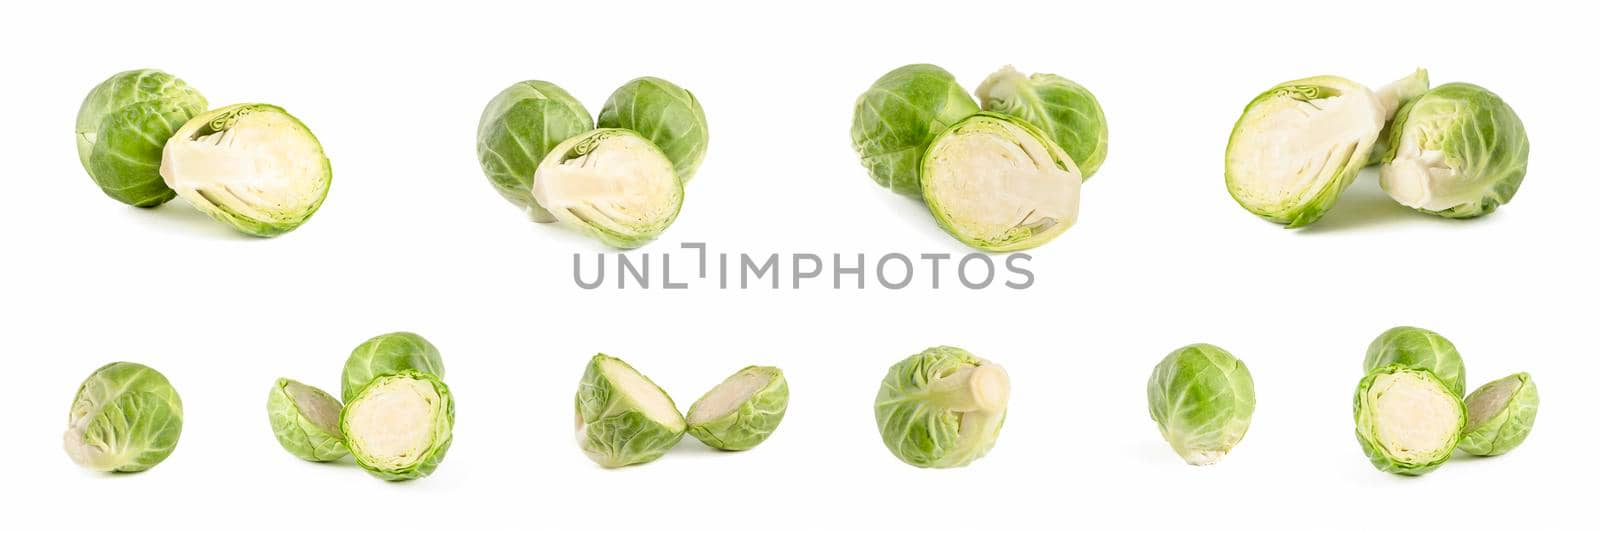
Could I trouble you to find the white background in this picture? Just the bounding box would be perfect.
[2,1,1594,531]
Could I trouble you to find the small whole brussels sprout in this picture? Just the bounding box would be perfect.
[975,65,1108,178]
[1364,326,1466,397]
[76,69,208,207]
[1146,344,1255,466]
[921,112,1082,252]
[875,346,1009,468]
[851,64,980,196]
[63,362,183,473]
[1460,372,1539,456]
[1353,365,1465,476]
[476,80,595,222]
[531,129,683,249]
[159,103,331,237]
[267,378,347,462]
[686,366,789,451]
[341,332,445,403]
[341,370,454,481]
[597,77,709,182]
[1380,83,1529,218]
[575,354,686,467]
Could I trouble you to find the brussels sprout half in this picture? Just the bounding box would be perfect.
[63,362,184,473]
[76,69,208,207]
[921,112,1082,252]
[1380,83,1529,218]
[575,354,686,468]
[851,64,980,196]
[686,366,789,451]
[160,103,331,237]
[875,346,1009,468]
[531,129,683,249]
[341,332,445,404]
[976,65,1108,178]
[342,371,454,481]
[1363,326,1466,397]
[597,77,709,183]
[267,378,347,462]
[1147,344,1255,466]
[1353,365,1465,476]
[1460,372,1539,456]
[477,80,594,222]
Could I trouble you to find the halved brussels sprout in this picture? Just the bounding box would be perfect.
[341,332,445,403]
[976,65,1108,178]
[851,64,980,196]
[76,69,208,207]
[1146,344,1255,466]
[476,80,594,222]
[1460,372,1539,456]
[160,103,331,237]
[1353,365,1465,476]
[686,366,789,451]
[1363,326,1465,397]
[921,112,1082,252]
[875,346,1009,468]
[575,354,685,467]
[267,378,347,462]
[531,129,683,249]
[1380,83,1529,218]
[63,362,183,473]
[597,77,709,182]
[342,371,454,481]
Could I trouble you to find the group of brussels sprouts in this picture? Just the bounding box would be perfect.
[575,354,788,467]
[63,362,185,473]
[874,346,1012,468]
[267,332,455,481]
[476,77,709,249]
[76,69,331,237]
[1226,69,1529,227]
[851,64,1108,252]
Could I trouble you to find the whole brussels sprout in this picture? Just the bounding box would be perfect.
[1380,83,1529,218]
[1460,372,1539,456]
[575,354,685,467]
[1146,344,1255,466]
[63,362,183,473]
[341,332,445,403]
[975,65,1108,178]
[75,69,208,207]
[922,112,1082,252]
[875,346,1009,468]
[531,129,683,249]
[1363,326,1465,397]
[597,77,709,182]
[160,103,331,237]
[851,64,980,196]
[1353,365,1465,476]
[686,366,789,451]
[342,370,454,481]
[476,80,594,222]
[267,378,347,462]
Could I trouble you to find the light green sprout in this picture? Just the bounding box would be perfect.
[1146,344,1255,465]
[1460,372,1539,456]
[686,366,789,451]
[597,77,709,182]
[875,346,1009,468]
[160,103,331,237]
[1363,326,1465,397]
[63,362,183,473]
[1380,83,1529,218]
[1353,365,1465,476]
[267,378,347,462]
[342,370,454,481]
[575,354,686,467]
[922,112,1082,252]
[975,65,1108,178]
[531,128,683,249]
[851,64,980,196]
[341,332,445,403]
[76,69,208,207]
[476,80,594,222]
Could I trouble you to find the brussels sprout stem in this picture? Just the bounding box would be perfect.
[926,365,1009,413]
[1375,69,1429,121]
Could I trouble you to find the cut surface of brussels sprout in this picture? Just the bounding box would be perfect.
[532,129,682,249]
[1146,344,1255,466]
[63,362,184,473]
[975,65,1108,178]
[875,346,1009,468]
[342,371,453,481]
[597,77,709,183]
[76,69,208,207]
[851,64,980,196]
[341,331,444,403]
[1363,326,1465,397]
[1353,365,1464,476]
[267,378,347,462]
[686,366,789,451]
[922,112,1081,252]
[476,80,594,222]
[575,354,685,467]
[1380,83,1529,218]
[160,103,331,237]
[1460,372,1538,456]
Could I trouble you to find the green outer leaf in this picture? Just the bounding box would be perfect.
[1363,326,1465,397]
[686,366,789,451]
[574,354,685,467]
[476,80,594,220]
[596,76,709,183]
[1224,75,1378,227]
[341,332,445,403]
[162,103,332,237]
[874,346,1007,468]
[921,112,1081,252]
[1353,365,1465,476]
[63,362,184,473]
[76,69,207,207]
[341,371,454,481]
[851,64,980,196]
[976,66,1108,178]
[1146,343,1255,465]
[267,378,347,462]
[1380,82,1529,218]
[1460,372,1539,456]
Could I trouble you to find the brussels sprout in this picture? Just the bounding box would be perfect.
[575,354,685,467]
[597,77,709,182]
[75,69,208,207]
[267,378,347,462]
[1460,372,1539,456]
[921,112,1082,252]
[476,80,594,222]
[160,103,331,237]
[341,371,454,481]
[341,332,445,403]
[1380,83,1529,218]
[1146,344,1255,466]
[851,64,980,196]
[1353,365,1465,476]
[1363,326,1465,397]
[63,362,183,473]
[975,65,1108,178]
[686,366,789,451]
[875,346,1009,468]
[531,129,683,249]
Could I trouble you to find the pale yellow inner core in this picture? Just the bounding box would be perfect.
[688,371,770,424]
[346,378,438,467]
[1228,90,1381,207]
[923,121,1080,239]
[161,110,325,220]
[532,134,678,236]
[1370,372,1458,462]
[600,359,683,430]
